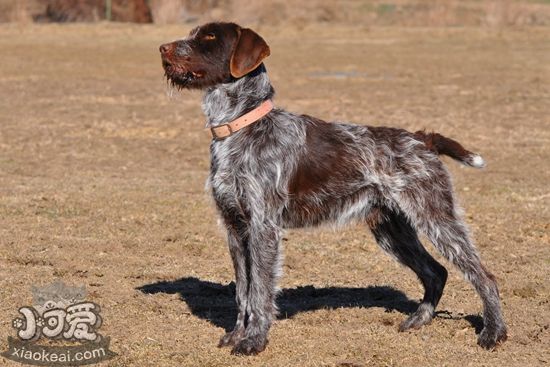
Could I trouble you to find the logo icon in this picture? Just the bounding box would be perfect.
[2,281,116,366]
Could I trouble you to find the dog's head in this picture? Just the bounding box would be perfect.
[159,22,270,89]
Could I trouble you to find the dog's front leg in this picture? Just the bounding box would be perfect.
[218,227,249,348]
[231,220,281,356]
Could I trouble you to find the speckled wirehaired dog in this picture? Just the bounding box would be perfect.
[159,22,507,355]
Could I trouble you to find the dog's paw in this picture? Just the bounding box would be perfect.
[398,304,434,332]
[218,328,245,348]
[230,336,268,356]
[399,315,430,332]
[477,326,507,350]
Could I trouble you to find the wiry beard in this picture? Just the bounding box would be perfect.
[164,70,198,90]
[163,64,234,91]
[164,77,179,99]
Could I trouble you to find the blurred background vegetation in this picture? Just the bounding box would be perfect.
[1,0,550,27]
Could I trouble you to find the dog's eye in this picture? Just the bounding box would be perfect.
[204,33,216,41]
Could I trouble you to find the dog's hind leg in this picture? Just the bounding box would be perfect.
[420,214,507,349]
[396,174,507,349]
[368,208,448,331]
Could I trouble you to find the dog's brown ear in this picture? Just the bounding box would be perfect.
[230,28,270,78]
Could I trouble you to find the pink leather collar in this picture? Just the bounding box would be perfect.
[209,100,274,139]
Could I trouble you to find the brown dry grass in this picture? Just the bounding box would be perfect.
[0,23,549,366]
[3,0,550,26]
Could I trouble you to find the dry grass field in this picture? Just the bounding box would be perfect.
[0,22,549,366]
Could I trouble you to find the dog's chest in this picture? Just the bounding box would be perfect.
[209,141,261,209]
[208,138,292,214]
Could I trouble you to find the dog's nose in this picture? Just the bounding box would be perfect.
[159,43,172,55]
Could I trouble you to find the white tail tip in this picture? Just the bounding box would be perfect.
[470,154,486,168]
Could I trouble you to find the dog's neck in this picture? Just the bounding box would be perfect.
[202,64,275,127]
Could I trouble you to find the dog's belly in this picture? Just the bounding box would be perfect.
[282,185,378,229]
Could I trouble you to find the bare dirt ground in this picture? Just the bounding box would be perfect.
[0,23,549,366]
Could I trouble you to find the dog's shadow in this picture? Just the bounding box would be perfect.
[137,277,483,333]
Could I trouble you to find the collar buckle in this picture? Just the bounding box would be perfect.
[210,124,233,139]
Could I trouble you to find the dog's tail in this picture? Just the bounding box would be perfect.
[415,130,485,168]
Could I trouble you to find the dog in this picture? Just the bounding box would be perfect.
[159,22,507,355]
